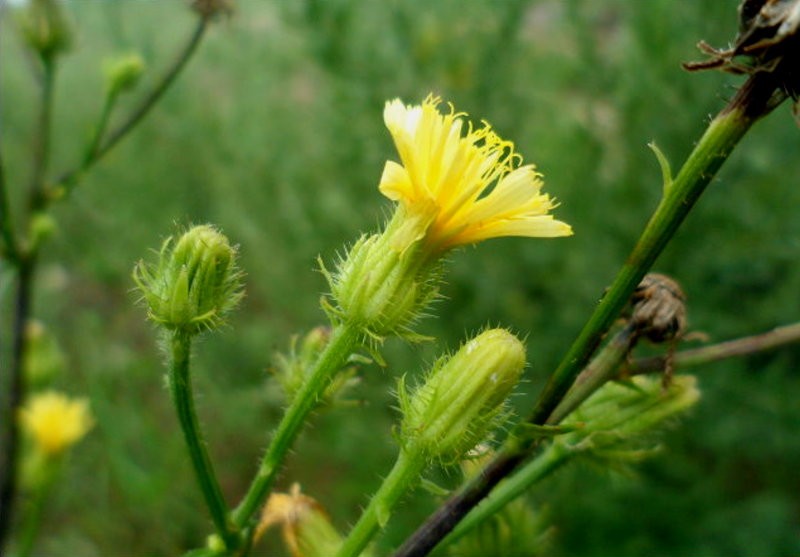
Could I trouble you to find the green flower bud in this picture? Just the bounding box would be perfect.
[17,0,72,60]
[324,213,442,342]
[398,329,526,463]
[133,225,244,335]
[29,212,57,250]
[273,327,360,404]
[104,53,145,97]
[558,374,700,466]
[22,320,65,389]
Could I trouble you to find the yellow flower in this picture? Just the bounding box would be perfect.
[379,95,572,253]
[19,391,94,457]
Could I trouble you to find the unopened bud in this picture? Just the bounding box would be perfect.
[18,0,72,59]
[399,329,526,462]
[325,218,441,342]
[133,225,244,335]
[23,320,65,388]
[104,53,145,97]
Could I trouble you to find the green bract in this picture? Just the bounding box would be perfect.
[133,225,244,335]
[324,212,442,343]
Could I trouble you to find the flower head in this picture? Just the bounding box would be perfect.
[133,225,244,335]
[19,391,94,457]
[379,95,572,253]
[398,328,526,463]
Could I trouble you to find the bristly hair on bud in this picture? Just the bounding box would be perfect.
[320,217,444,349]
[133,224,244,335]
[398,329,526,464]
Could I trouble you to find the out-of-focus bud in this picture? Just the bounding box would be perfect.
[272,327,361,405]
[104,53,145,97]
[133,225,244,335]
[190,0,234,19]
[17,0,73,60]
[398,329,526,463]
[28,212,57,252]
[255,483,360,557]
[22,320,65,389]
[19,391,94,458]
[561,374,700,464]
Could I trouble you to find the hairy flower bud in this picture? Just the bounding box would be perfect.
[104,53,145,97]
[398,329,526,463]
[133,225,244,335]
[324,213,442,342]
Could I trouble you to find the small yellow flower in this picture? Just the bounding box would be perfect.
[379,95,572,253]
[19,391,94,457]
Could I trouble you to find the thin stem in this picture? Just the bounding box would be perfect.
[0,141,16,261]
[0,258,35,553]
[56,17,208,193]
[391,72,782,557]
[436,442,572,553]
[232,323,361,528]
[81,91,117,171]
[27,56,56,214]
[0,53,59,553]
[547,325,636,426]
[15,456,58,557]
[168,330,238,550]
[336,451,424,557]
[628,321,800,375]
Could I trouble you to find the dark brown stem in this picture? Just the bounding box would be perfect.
[0,256,37,552]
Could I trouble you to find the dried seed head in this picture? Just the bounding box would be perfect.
[685,0,800,99]
[630,273,687,344]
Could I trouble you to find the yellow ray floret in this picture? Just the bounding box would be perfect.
[19,391,94,456]
[379,95,572,253]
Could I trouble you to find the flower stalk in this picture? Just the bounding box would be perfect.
[336,329,526,557]
[168,331,239,549]
[232,323,362,528]
[392,70,786,557]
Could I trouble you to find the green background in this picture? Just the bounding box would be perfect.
[2,0,799,555]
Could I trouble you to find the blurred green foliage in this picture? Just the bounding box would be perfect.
[2,0,799,555]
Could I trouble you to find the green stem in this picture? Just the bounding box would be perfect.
[436,442,572,553]
[56,17,208,193]
[82,91,117,170]
[0,144,16,261]
[391,72,782,557]
[336,451,425,557]
[15,456,59,557]
[0,54,58,555]
[546,325,636,426]
[232,323,361,528]
[526,75,776,427]
[168,330,238,550]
